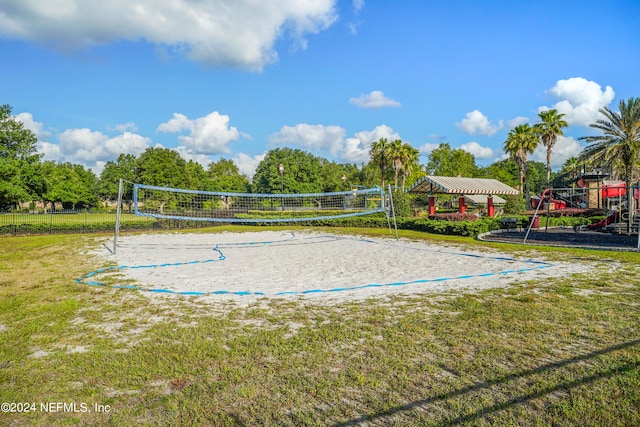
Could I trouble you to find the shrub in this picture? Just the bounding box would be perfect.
[504,195,526,214]
[390,189,411,217]
[427,213,479,222]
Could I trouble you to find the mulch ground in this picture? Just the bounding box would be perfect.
[480,227,640,251]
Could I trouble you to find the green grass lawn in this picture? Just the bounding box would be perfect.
[0,227,639,426]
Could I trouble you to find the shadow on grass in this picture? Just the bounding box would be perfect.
[334,339,640,426]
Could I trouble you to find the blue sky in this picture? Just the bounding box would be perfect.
[2,0,639,178]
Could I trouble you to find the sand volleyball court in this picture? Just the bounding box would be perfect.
[80,230,594,304]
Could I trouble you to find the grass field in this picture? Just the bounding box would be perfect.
[1,226,639,426]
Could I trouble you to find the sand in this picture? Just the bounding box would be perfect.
[86,230,595,305]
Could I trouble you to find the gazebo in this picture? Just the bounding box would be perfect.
[407,176,519,217]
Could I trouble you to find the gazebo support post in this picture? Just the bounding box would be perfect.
[428,195,436,215]
[458,195,467,214]
[487,195,495,217]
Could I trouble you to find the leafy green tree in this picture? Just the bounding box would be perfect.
[98,153,137,209]
[208,158,250,192]
[562,156,582,180]
[425,143,477,177]
[552,156,584,188]
[503,194,526,215]
[319,159,351,192]
[134,148,193,214]
[527,161,548,195]
[253,148,324,194]
[0,159,30,209]
[338,163,363,190]
[0,104,43,209]
[135,147,190,188]
[504,124,538,208]
[72,163,99,208]
[359,161,382,188]
[0,104,39,160]
[478,158,519,188]
[185,160,212,191]
[536,109,568,185]
[42,161,98,210]
[579,97,640,233]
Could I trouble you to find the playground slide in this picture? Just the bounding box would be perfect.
[588,211,618,230]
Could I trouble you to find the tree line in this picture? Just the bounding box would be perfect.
[1,98,638,212]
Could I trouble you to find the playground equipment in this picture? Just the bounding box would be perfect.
[573,208,619,233]
[524,186,640,248]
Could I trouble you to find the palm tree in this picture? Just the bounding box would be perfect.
[400,144,420,191]
[562,156,581,182]
[504,124,539,208]
[579,97,640,234]
[388,139,405,187]
[369,137,390,187]
[536,109,568,185]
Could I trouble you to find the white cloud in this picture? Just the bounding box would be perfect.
[59,128,149,160]
[174,147,212,168]
[418,143,441,156]
[341,137,370,163]
[341,125,402,163]
[269,123,346,156]
[347,0,364,34]
[157,111,243,156]
[456,110,503,136]
[541,77,615,127]
[105,132,151,157]
[268,123,402,164]
[37,141,61,159]
[349,91,401,108]
[507,116,529,129]
[38,128,150,173]
[233,152,266,179]
[353,125,401,144]
[0,0,337,71]
[460,141,495,159]
[14,112,51,140]
[57,129,109,163]
[157,113,191,133]
[112,122,137,132]
[532,135,583,170]
[16,111,150,172]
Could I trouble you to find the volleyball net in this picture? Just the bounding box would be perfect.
[111,181,397,253]
[130,183,388,223]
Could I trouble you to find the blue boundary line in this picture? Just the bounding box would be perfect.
[76,233,554,297]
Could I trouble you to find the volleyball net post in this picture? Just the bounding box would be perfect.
[113,178,124,254]
[387,184,399,240]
